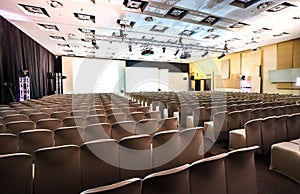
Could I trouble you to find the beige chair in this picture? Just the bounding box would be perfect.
[145,111,161,120]
[0,133,19,154]
[119,134,153,180]
[19,129,54,156]
[111,121,136,141]
[107,113,127,125]
[50,111,70,120]
[86,114,107,125]
[0,153,33,194]
[34,145,81,194]
[135,119,158,136]
[0,109,19,117]
[240,109,251,128]
[245,118,263,153]
[142,164,190,194]
[88,109,105,116]
[286,113,300,140]
[80,178,142,194]
[71,110,89,117]
[63,116,86,128]
[36,118,62,131]
[5,120,36,134]
[152,130,181,172]
[213,111,228,142]
[84,123,111,142]
[54,126,84,146]
[261,116,276,154]
[3,114,29,123]
[127,112,145,122]
[274,115,288,143]
[80,139,120,191]
[225,146,259,194]
[158,117,178,132]
[190,153,228,194]
[167,101,179,118]
[28,112,50,122]
[40,108,56,114]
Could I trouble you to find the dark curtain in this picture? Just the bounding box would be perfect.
[0,16,55,104]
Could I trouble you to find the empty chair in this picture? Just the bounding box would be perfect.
[227,111,241,132]
[0,109,19,117]
[63,116,86,128]
[286,113,300,140]
[178,104,193,127]
[71,110,89,117]
[250,108,263,120]
[145,111,161,120]
[40,108,56,114]
[28,112,50,122]
[152,130,181,172]
[119,134,152,180]
[179,127,204,165]
[135,119,158,136]
[190,153,228,194]
[142,164,190,194]
[261,116,276,154]
[5,120,36,134]
[57,106,73,112]
[34,145,81,194]
[0,116,3,124]
[137,106,150,113]
[240,109,251,128]
[225,146,259,194]
[80,178,142,194]
[0,133,19,154]
[106,108,122,116]
[88,109,106,116]
[111,121,136,141]
[167,101,179,118]
[84,123,111,141]
[158,117,178,132]
[54,126,84,146]
[107,113,127,125]
[0,124,5,133]
[3,114,28,123]
[18,129,54,156]
[274,115,288,143]
[213,111,228,142]
[86,114,107,125]
[127,112,145,122]
[80,139,120,191]
[0,153,33,194]
[192,107,206,127]
[122,107,138,114]
[50,111,70,120]
[36,118,62,131]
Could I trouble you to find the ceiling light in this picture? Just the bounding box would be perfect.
[128,44,132,52]
[162,46,166,53]
[174,48,179,56]
[267,2,297,12]
[123,0,148,11]
[218,52,226,59]
[293,16,300,19]
[47,0,63,8]
[230,0,261,9]
[257,1,273,9]
[144,16,153,22]
[180,52,191,59]
[141,48,154,56]
[201,50,209,57]
[116,19,135,28]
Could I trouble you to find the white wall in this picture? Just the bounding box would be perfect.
[158,69,169,91]
[168,72,189,91]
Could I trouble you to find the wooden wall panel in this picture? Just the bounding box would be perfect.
[277,41,293,69]
[293,39,300,68]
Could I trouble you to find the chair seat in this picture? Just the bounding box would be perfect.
[229,129,246,150]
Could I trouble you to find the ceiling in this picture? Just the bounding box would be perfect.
[1,0,300,63]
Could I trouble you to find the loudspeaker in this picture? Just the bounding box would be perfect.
[54,56,62,73]
[191,75,194,80]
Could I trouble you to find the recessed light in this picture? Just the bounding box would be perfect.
[267,2,297,12]
[47,0,63,8]
[293,16,300,20]
[257,1,273,9]
[144,16,153,22]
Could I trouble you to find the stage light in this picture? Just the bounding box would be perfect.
[201,50,209,57]
[128,44,132,52]
[162,46,166,53]
[174,48,179,56]
[218,52,226,59]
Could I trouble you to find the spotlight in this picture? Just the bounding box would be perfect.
[162,46,166,53]
[201,50,209,57]
[91,38,99,49]
[128,44,132,52]
[174,48,179,56]
[217,52,226,59]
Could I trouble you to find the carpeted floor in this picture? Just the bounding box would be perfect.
[208,140,300,194]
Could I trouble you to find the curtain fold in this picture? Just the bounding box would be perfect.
[0,16,55,104]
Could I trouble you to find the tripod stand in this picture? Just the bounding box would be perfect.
[3,82,16,103]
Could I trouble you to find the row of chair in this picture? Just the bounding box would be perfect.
[229,113,300,153]
[0,144,258,194]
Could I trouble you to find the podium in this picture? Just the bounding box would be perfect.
[19,76,30,101]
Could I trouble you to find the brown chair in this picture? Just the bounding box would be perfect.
[142,164,190,194]
[225,146,259,194]
[127,112,145,122]
[80,139,120,191]
[84,123,112,142]
[274,115,288,143]
[261,116,276,154]
[19,129,54,156]
[34,145,81,194]
[50,111,70,120]
[54,126,84,146]
[227,111,241,131]
[40,108,57,114]
[145,111,161,120]
[0,153,33,194]
[106,108,122,116]
[0,110,19,117]
[71,110,89,117]
[152,130,181,172]
[119,134,152,180]
[190,153,228,194]
[111,121,136,141]
[107,113,127,125]
[213,111,228,142]
[88,109,106,116]
[0,133,19,154]
[0,116,3,124]
[63,116,86,128]
[135,119,158,136]
[250,108,263,120]
[28,112,50,122]
[137,106,150,114]
[5,120,36,134]
[179,127,204,165]
[286,113,300,141]
[36,118,62,131]
[0,124,5,133]
[240,109,251,128]
[167,101,179,118]
[158,117,178,132]
[80,178,141,194]
[86,114,107,126]
[3,114,29,123]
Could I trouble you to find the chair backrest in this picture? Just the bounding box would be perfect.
[179,127,204,165]
[36,118,62,131]
[240,109,251,127]
[127,112,145,122]
[145,111,161,120]
[71,110,89,117]
[5,120,36,134]
[63,116,86,128]
[80,178,142,194]
[111,121,136,141]
[227,111,241,131]
[54,126,84,146]
[152,130,181,172]
[225,146,258,194]
[167,101,179,118]
[274,115,288,143]
[158,117,178,132]
[3,114,29,123]
[106,108,122,116]
[88,109,106,116]
[142,164,190,194]
[245,118,262,152]
[28,112,50,122]
[84,123,112,142]
[178,104,193,127]
[135,119,158,136]
[213,111,228,142]
[0,123,5,133]
[19,129,54,156]
[0,133,19,154]
[40,108,57,114]
[50,111,70,120]
[0,153,33,194]
[0,110,19,117]
[119,134,152,180]
[260,116,276,154]
[34,145,81,194]
[250,108,263,120]
[190,153,228,194]
[86,114,107,125]
[286,113,300,140]
[80,139,120,191]
[107,113,127,125]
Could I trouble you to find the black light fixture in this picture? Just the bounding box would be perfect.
[91,38,99,49]
[128,44,132,52]
[201,50,209,57]
[218,52,226,59]
[174,48,179,56]
[162,46,166,53]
